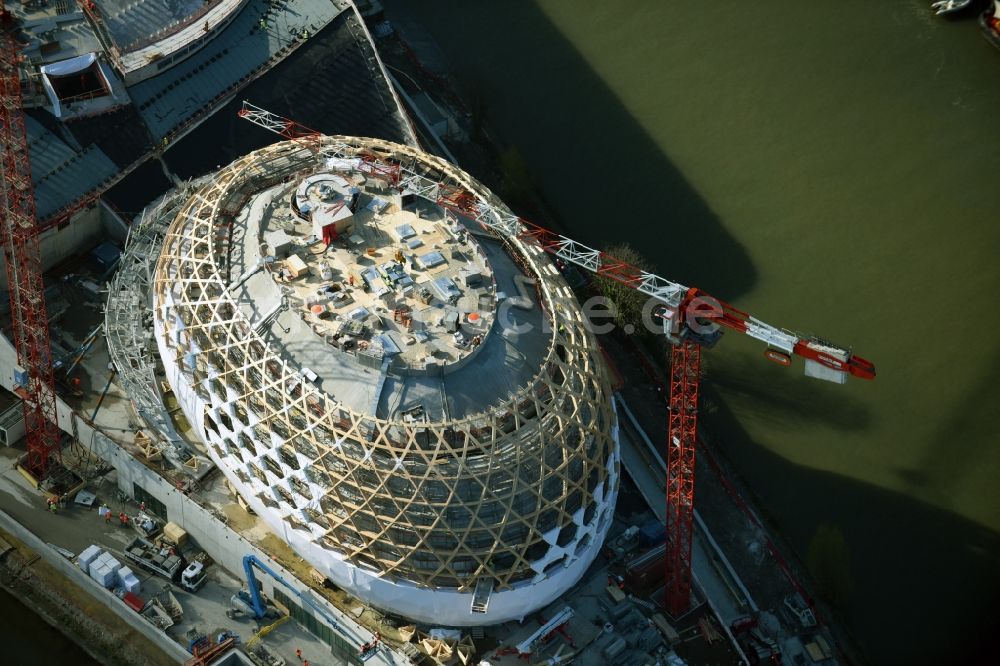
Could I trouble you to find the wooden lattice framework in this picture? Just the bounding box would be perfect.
[152,137,619,594]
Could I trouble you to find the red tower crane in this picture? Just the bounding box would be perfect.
[237,102,876,618]
[1,27,62,480]
[510,222,875,617]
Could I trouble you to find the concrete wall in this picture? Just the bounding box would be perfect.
[100,199,130,242]
[0,206,104,292]
[0,506,192,664]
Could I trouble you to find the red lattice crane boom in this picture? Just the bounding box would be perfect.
[1,29,62,479]
[237,102,876,619]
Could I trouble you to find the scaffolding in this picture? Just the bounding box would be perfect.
[104,190,188,451]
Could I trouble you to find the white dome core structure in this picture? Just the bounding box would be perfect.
[152,136,619,625]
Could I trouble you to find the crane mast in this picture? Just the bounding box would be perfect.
[236,102,875,619]
[665,341,700,615]
[1,28,62,480]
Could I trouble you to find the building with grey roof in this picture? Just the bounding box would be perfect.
[1,0,415,287]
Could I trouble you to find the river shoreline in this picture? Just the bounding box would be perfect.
[0,582,102,666]
[374,15,868,664]
[374,3,1000,662]
[0,528,175,666]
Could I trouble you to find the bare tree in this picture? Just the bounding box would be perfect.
[807,523,853,610]
[594,243,650,331]
[498,145,534,210]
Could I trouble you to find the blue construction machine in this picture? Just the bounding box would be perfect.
[231,555,381,659]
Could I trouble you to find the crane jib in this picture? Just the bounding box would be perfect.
[814,352,846,371]
[236,101,876,382]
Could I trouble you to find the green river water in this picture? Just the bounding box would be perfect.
[385,1,1000,662]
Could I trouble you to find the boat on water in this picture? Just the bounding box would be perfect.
[932,0,975,16]
[981,0,1000,50]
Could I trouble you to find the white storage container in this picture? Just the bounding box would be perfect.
[97,565,116,588]
[89,559,106,581]
[121,573,141,594]
[77,545,102,572]
[117,566,140,592]
[103,555,122,575]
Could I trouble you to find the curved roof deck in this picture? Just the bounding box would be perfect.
[92,0,251,81]
[228,166,546,421]
[95,0,242,50]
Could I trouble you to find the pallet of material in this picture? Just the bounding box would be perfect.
[606,584,626,603]
[162,521,188,546]
[805,635,833,661]
[398,624,416,642]
[652,613,680,643]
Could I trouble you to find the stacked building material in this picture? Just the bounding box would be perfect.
[77,544,102,572]
[118,565,141,594]
[625,544,667,591]
[88,550,122,588]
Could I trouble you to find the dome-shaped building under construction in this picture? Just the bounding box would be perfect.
[151,136,620,625]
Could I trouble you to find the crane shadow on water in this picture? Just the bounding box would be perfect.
[706,352,874,433]
[396,1,759,300]
[701,376,1000,665]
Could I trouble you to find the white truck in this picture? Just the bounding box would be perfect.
[124,537,208,592]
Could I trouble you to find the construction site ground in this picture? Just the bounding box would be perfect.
[481,479,741,666]
[0,444,337,665]
[3,418,729,666]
